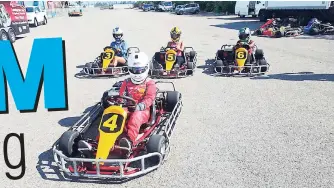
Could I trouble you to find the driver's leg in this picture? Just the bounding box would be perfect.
[120,109,150,148]
[112,56,126,67]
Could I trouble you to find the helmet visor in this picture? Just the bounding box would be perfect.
[239,34,248,40]
[171,33,180,40]
[129,66,148,74]
[113,34,122,39]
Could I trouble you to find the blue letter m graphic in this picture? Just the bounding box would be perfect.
[0,38,68,113]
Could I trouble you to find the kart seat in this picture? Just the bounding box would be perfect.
[146,101,157,126]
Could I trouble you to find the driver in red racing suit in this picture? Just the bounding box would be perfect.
[118,52,157,150]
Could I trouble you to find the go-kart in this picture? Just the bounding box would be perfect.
[68,6,83,17]
[149,46,197,78]
[53,81,182,179]
[253,18,302,38]
[213,43,269,76]
[304,18,334,35]
[76,47,140,78]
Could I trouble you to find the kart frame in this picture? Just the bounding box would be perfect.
[53,81,182,179]
[75,47,140,78]
[213,44,270,76]
[149,47,197,79]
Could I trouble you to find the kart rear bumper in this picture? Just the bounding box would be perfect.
[149,68,193,78]
[214,64,270,76]
[53,146,163,179]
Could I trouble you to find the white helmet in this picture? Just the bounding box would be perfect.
[127,52,149,84]
[112,27,123,42]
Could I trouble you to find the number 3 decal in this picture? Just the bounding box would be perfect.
[99,113,124,133]
[103,52,112,59]
[166,53,176,61]
[236,51,246,59]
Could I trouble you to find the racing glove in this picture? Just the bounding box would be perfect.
[135,103,146,111]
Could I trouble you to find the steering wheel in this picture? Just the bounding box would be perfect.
[164,46,178,51]
[103,46,118,52]
[106,95,137,107]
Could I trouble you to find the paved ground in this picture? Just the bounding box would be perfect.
[1,7,334,188]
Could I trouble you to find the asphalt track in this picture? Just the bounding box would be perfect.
[0,6,333,188]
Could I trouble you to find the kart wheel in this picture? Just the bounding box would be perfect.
[58,131,80,157]
[255,49,264,60]
[0,30,8,41]
[258,59,268,72]
[215,60,223,72]
[7,28,16,43]
[165,91,181,112]
[147,134,166,164]
[186,61,195,75]
[189,51,196,61]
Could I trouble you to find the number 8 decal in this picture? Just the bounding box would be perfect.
[166,53,176,61]
[236,51,246,59]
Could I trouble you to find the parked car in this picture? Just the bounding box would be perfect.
[26,6,47,27]
[143,3,154,11]
[175,5,185,15]
[178,3,200,15]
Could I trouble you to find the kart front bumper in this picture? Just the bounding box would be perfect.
[77,66,129,78]
[53,146,163,179]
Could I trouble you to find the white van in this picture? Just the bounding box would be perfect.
[235,1,265,17]
[157,1,173,12]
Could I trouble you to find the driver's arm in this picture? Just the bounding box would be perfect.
[139,80,156,110]
[118,80,127,97]
[248,40,255,48]
[177,41,184,51]
[121,41,128,56]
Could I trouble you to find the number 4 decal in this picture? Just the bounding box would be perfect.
[103,114,118,131]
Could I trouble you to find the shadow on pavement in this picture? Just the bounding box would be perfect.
[210,20,261,31]
[58,105,96,127]
[250,72,334,82]
[198,59,215,76]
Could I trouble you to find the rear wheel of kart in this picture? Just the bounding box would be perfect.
[147,134,167,164]
[274,31,283,38]
[309,28,319,35]
[58,131,80,157]
[165,91,181,112]
[255,49,264,60]
[189,50,196,61]
[215,60,223,72]
[186,61,195,75]
[0,30,8,41]
[7,28,16,43]
[258,59,268,72]
[34,18,38,27]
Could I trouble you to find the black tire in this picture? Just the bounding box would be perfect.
[215,60,223,72]
[309,28,319,35]
[58,131,80,157]
[0,30,8,41]
[252,15,257,18]
[186,61,195,75]
[258,59,268,72]
[7,28,16,43]
[274,31,283,38]
[34,18,38,27]
[189,51,196,59]
[147,134,166,164]
[240,15,246,18]
[255,49,264,59]
[165,91,181,112]
[43,17,47,25]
